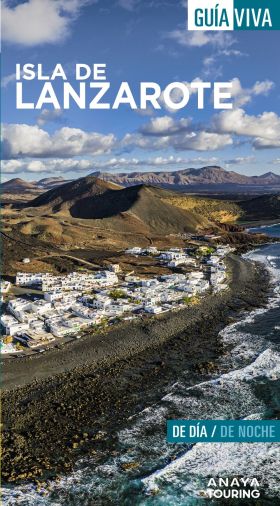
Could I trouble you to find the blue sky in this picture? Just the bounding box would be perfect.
[1,0,280,181]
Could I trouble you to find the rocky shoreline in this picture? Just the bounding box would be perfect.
[1,255,272,486]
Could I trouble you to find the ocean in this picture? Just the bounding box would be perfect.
[3,225,280,505]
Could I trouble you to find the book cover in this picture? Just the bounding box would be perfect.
[1,1,280,504]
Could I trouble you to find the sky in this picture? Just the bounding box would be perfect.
[1,0,280,181]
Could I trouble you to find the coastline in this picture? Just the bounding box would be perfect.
[242,219,280,228]
[1,254,272,485]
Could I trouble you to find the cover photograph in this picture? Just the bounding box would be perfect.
[1,0,280,504]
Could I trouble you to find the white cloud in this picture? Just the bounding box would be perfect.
[88,155,221,171]
[91,155,219,170]
[202,58,223,79]
[230,78,274,107]
[1,72,18,88]
[2,124,116,159]
[124,115,232,152]
[1,155,222,175]
[215,108,280,149]
[171,131,232,151]
[166,28,239,79]
[2,0,95,46]
[122,129,232,152]
[220,49,245,57]
[252,80,275,95]
[118,0,139,10]
[24,160,47,173]
[1,158,93,174]
[135,106,154,117]
[202,50,247,79]
[36,109,65,126]
[167,29,235,49]
[140,116,190,135]
[1,160,25,174]
[122,132,172,151]
[2,68,27,87]
[225,156,255,165]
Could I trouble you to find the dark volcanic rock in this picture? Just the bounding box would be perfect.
[1,256,271,485]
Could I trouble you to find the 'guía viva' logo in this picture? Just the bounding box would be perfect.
[187,0,278,31]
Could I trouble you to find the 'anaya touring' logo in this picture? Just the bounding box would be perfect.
[188,0,275,31]
[203,477,261,500]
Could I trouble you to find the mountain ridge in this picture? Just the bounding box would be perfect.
[89,166,280,186]
[1,178,39,191]
[29,176,122,211]
[2,166,280,193]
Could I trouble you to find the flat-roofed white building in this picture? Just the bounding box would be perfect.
[1,314,30,336]
[16,272,43,286]
[144,305,164,314]
[125,247,143,255]
[0,281,11,294]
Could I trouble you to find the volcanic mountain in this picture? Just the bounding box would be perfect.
[240,194,280,221]
[36,177,71,190]
[28,176,213,234]
[30,176,121,212]
[4,175,278,249]
[89,166,280,188]
[1,178,38,192]
[1,178,43,204]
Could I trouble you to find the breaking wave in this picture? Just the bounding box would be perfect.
[2,236,280,505]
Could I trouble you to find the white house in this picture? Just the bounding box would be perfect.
[44,291,64,302]
[125,247,143,255]
[16,272,43,286]
[168,257,196,267]
[141,279,159,287]
[109,264,121,273]
[0,281,11,294]
[0,314,30,336]
[31,300,52,315]
[145,247,158,255]
[206,256,220,266]
[90,296,112,309]
[144,305,164,314]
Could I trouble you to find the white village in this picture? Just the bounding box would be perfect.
[0,246,231,355]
